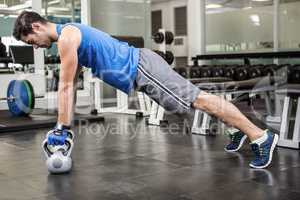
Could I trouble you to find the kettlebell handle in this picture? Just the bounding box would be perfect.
[64,138,74,157]
[42,138,74,158]
[46,130,75,140]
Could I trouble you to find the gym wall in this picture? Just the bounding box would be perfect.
[152,0,300,55]
[0,17,15,37]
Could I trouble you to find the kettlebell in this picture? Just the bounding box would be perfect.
[42,137,74,174]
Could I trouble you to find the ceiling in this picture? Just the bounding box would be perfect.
[1,0,300,16]
[0,0,81,16]
[151,0,300,8]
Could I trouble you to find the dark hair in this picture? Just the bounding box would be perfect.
[13,11,47,40]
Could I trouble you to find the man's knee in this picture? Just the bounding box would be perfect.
[193,91,212,111]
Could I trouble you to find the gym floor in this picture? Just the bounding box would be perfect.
[0,112,300,200]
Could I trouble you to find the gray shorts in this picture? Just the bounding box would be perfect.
[135,48,201,114]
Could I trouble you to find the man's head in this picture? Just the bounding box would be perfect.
[13,11,53,49]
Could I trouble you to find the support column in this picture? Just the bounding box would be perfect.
[71,0,75,22]
[273,0,280,52]
[81,0,91,25]
[187,0,206,65]
[32,0,45,76]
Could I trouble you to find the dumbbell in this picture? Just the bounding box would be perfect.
[165,51,174,65]
[174,67,188,78]
[190,66,201,78]
[200,65,212,78]
[153,32,164,44]
[153,50,174,65]
[290,65,300,84]
[223,65,235,79]
[211,66,224,77]
[165,31,174,44]
[153,50,165,59]
[0,79,41,116]
[262,64,278,77]
[234,66,249,81]
[152,31,174,44]
[248,65,263,79]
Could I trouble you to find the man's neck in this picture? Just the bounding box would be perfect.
[47,22,59,42]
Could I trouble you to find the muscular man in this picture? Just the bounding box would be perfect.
[13,11,278,169]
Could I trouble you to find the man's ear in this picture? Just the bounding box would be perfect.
[31,22,41,32]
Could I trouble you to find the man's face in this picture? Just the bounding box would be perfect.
[21,23,52,49]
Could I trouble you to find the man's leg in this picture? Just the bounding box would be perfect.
[135,48,278,168]
[192,91,263,141]
[193,91,278,169]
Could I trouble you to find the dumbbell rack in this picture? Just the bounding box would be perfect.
[192,51,300,149]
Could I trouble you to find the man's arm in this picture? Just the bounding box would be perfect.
[57,26,81,126]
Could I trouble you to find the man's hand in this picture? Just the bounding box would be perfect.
[47,127,71,146]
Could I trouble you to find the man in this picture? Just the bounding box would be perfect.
[13,11,278,169]
[0,37,7,57]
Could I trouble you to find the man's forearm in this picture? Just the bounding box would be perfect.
[57,81,75,126]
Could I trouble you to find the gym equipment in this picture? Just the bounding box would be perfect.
[23,80,35,110]
[290,65,300,84]
[199,66,212,78]
[42,137,74,174]
[262,64,278,77]
[248,66,262,79]
[153,32,164,44]
[6,80,34,116]
[190,66,201,78]
[211,66,224,77]
[276,85,300,149]
[234,67,249,81]
[223,66,235,79]
[154,50,166,60]
[154,50,174,65]
[153,31,174,44]
[165,31,174,44]
[165,51,174,65]
[174,67,188,78]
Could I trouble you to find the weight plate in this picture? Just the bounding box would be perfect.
[165,31,174,45]
[23,80,32,111]
[6,80,31,116]
[23,80,35,110]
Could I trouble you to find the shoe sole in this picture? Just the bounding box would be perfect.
[249,134,279,169]
[224,135,248,152]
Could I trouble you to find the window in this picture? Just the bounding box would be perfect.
[151,10,162,35]
[174,6,187,36]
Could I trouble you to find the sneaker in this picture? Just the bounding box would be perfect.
[224,130,247,152]
[249,130,279,169]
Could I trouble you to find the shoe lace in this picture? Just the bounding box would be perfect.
[230,134,240,144]
[251,144,268,159]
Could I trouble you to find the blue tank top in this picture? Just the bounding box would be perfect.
[56,23,140,94]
